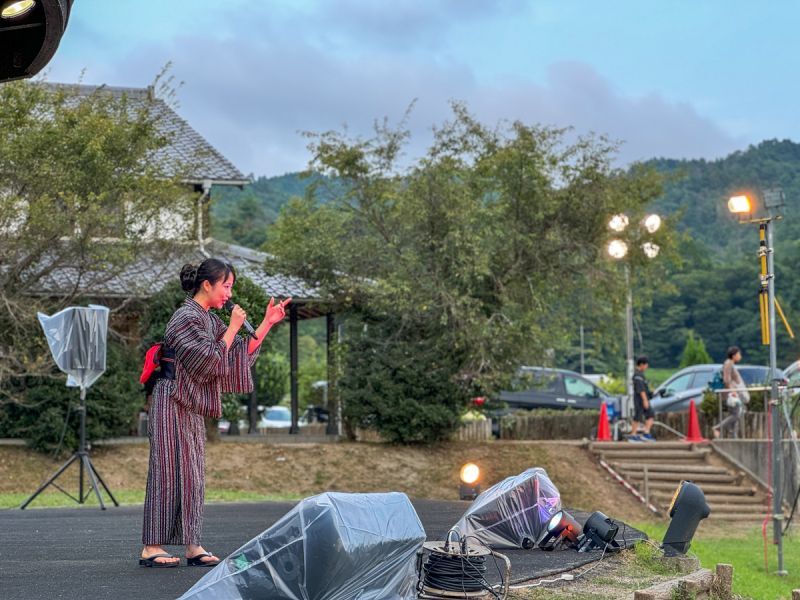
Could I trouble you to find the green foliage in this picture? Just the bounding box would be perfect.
[267,104,672,442]
[0,342,142,454]
[597,375,626,395]
[253,351,289,406]
[678,330,713,368]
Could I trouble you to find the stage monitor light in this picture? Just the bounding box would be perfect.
[576,511,620,553]
[538,509,582,549]
[459,462,481,501]
[0,0,73,82]
[662,481,710,556]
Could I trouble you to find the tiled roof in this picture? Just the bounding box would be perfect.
[43,83,249,186]
[26,239,328,312]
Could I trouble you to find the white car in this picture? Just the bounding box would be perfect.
[258,406,298,429]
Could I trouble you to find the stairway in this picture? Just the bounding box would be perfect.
[587,441,769,521]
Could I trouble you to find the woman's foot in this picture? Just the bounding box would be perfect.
[186,544,220,566]
[141,545,180,566]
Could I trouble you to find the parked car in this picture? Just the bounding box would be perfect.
[258,406,306,429]
[651,363,786,413]
[496,367,622,419]
[784,360,800,388]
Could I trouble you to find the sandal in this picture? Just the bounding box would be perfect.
[186,551,221,567]
[139,553,180,568]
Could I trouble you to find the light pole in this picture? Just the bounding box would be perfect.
[607,213,662,421]
[728,189,787,576]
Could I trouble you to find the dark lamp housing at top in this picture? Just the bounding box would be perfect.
[0,0,73,82]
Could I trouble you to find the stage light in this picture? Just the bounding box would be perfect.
[607,239,628,259]
[0,0,73,82]
[728,195,751,214]
[538,509,582,549]
[643,214,662,234]
[608,213,629,232]
[1,0,36,19]
[576,511,620,552]
[459,463,481,501]
[661,481,710,556]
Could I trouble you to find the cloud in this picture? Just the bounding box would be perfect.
[47,19,743,176]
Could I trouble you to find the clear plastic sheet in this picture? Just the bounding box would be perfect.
[179,492,427,600]
[453,468,562,549]
[37,304,109,389]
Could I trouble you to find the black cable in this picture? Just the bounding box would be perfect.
[782,483,800,535]
[420,534,502,599]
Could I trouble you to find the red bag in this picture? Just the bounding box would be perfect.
[139,343,162,385]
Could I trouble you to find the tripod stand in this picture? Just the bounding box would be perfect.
[20,386,118,510]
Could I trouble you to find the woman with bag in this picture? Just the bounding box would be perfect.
[139,258,290,567]
[713,346,747,439]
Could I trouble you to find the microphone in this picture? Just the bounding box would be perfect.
[223,300,258,340]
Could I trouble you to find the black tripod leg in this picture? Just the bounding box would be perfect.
[86,457,119,507]
[20,454,80,509]
[81,454,106,510]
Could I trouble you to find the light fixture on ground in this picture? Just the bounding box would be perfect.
[538,509,582,549]
[726,188,789,576]
[0,0,73,82]
[575,510,620,552]
[459,462,481,501]
[661,481,710,556]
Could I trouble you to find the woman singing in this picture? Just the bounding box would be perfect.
[140,258,290,567]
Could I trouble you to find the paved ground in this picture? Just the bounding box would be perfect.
[0,500,645,600]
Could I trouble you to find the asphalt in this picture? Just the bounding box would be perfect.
[0,500,646,600]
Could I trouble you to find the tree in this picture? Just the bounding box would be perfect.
[266,104,673,442]
[679,330,713,368]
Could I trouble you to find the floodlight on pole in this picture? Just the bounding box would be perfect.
[607,239,628,259]
[608,214,629,232]
[727,195,751,215]
[642,242,660,259]
[643,214,662,234]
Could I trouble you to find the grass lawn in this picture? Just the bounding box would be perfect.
[634,521,800,600]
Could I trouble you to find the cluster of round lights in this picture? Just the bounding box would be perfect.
[606,213,661,260]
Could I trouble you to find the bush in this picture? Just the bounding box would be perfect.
[340,315,466,444]
[679,330,712,368]
[0,341,143,454]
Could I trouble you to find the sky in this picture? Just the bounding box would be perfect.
[45,1,800,178]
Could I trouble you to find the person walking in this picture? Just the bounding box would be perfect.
[139,258,290,567]
[629,356,656,442]
[713,346,747,439]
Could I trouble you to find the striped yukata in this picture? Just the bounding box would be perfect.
[142,297,259,546]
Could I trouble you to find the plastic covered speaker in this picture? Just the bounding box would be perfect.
[453,467,562,549]
[178,492,426,600]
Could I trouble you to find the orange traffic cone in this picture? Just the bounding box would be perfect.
[683,399,708,443]
[596,402,612,441]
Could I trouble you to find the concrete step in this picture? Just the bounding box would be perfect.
[644,482,756,495]
[612,463,729,475]
[707,503,765,514]
[597,450,710,461]
[589,441,704,451]
[652,493,764,505]
[707,513,769,521]
[624,472,738,484]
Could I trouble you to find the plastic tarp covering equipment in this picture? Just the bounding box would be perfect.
[37,305,109,389]
[179,492,427,600]
[454,467,562,549]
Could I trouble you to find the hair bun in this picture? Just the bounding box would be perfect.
[180,263,199,293]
